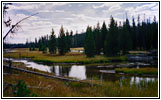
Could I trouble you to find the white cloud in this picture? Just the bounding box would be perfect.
[151,5,158,11]
[52,3,68,6]
[38,10,53,13]
[8,4,39,11]
[108,5,121,11]
[134,3,156,12]
[92,4,105,9]
[92,3,122,9]
[55,10,65,13]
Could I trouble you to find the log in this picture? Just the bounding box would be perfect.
[3,65,97,86]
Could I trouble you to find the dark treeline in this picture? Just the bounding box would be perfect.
[84,15,158,57]
[4,15,158,57]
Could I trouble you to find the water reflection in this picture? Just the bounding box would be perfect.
[130,76,156,85]
[69,65,86,80]
[4,58,52,73]
[54,65,60,76]
[4,58,157,84]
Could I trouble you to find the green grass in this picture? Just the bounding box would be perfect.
[115,68,158,76]
[4,48,127,65]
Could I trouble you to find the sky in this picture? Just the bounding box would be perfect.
[3,2,159,44]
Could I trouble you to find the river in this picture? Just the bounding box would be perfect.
[3,58,157,85]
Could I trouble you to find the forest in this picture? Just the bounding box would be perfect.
[4,15,158,57]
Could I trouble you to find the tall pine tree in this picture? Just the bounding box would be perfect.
[104,16,119,56]
[131,17,137,50]
[101,21,108,53]
[49,28,57,54]
[65,30,71,52]
[93,22,102,55]
[84,26,96,57]
[58,26,66,55]
[120,18,132,54]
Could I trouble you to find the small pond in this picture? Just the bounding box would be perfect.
[3,58,158,85]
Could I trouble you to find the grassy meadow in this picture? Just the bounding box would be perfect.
[4,48,127,65]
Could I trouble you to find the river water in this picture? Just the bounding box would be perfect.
[4,58,157,85]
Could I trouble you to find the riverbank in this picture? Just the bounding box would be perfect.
[3,62,158,97]
[4,48,127,65]
[115,68,158,76]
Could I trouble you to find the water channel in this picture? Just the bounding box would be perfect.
[4,58,157,85]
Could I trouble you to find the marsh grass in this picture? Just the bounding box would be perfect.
[4,48,127,65]
[115,68,158,75]
[3,68,158,97]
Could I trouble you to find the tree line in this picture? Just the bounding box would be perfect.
[84,15,158,57]
[4,15,158,57]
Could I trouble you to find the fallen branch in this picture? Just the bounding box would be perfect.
[3,13,38,40]
[3,65,99,86]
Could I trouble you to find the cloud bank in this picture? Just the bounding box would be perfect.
[3,2,159,43]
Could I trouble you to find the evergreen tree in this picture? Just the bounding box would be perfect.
[38,36,47,53]
[58,26,66,55]
[151,16,158,49]
[34,38,38,48]
[118,21,122,55]
[104,16,119,56]
[69,30,73,48]
[101,21,108,53]
[84,26,96,57]
[136,15,141,50]
[65,30,71,52]
[93,22,101,55]
[131,17,137,50]
[140,20,147,50]
[146,18,152,50]
[49,28,57,54]
[120,18,132,54]
[42,44,47,53]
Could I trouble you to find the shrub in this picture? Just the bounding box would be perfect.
[13,80,37,97]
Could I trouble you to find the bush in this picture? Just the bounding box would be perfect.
[13,80,37,97]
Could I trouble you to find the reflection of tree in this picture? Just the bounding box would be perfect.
[3,3,38,41]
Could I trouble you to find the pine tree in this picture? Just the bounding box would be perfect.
[131,17,137,50]
[69,30,73,48]
[58,26,66,55]
[141,20,147,50]
[65,30,71,52]
[49,28,57,54]
[93,22,101,55]
[38,36,47,53]
[152,16,158,49]
[104,16,119,56]
[136,15,141,50]
[84,26,96,57]
[101,21,108,53]
[120,18,132,54]
[146,18,152,50]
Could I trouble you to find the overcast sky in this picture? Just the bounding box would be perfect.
[3,2,159,44]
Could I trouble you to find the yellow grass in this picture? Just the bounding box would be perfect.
[3,55,158,97]
[128,51,149,54]
[70,47,84,51]
[4,48,127,64]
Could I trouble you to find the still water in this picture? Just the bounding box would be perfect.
[4,58,157,84]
